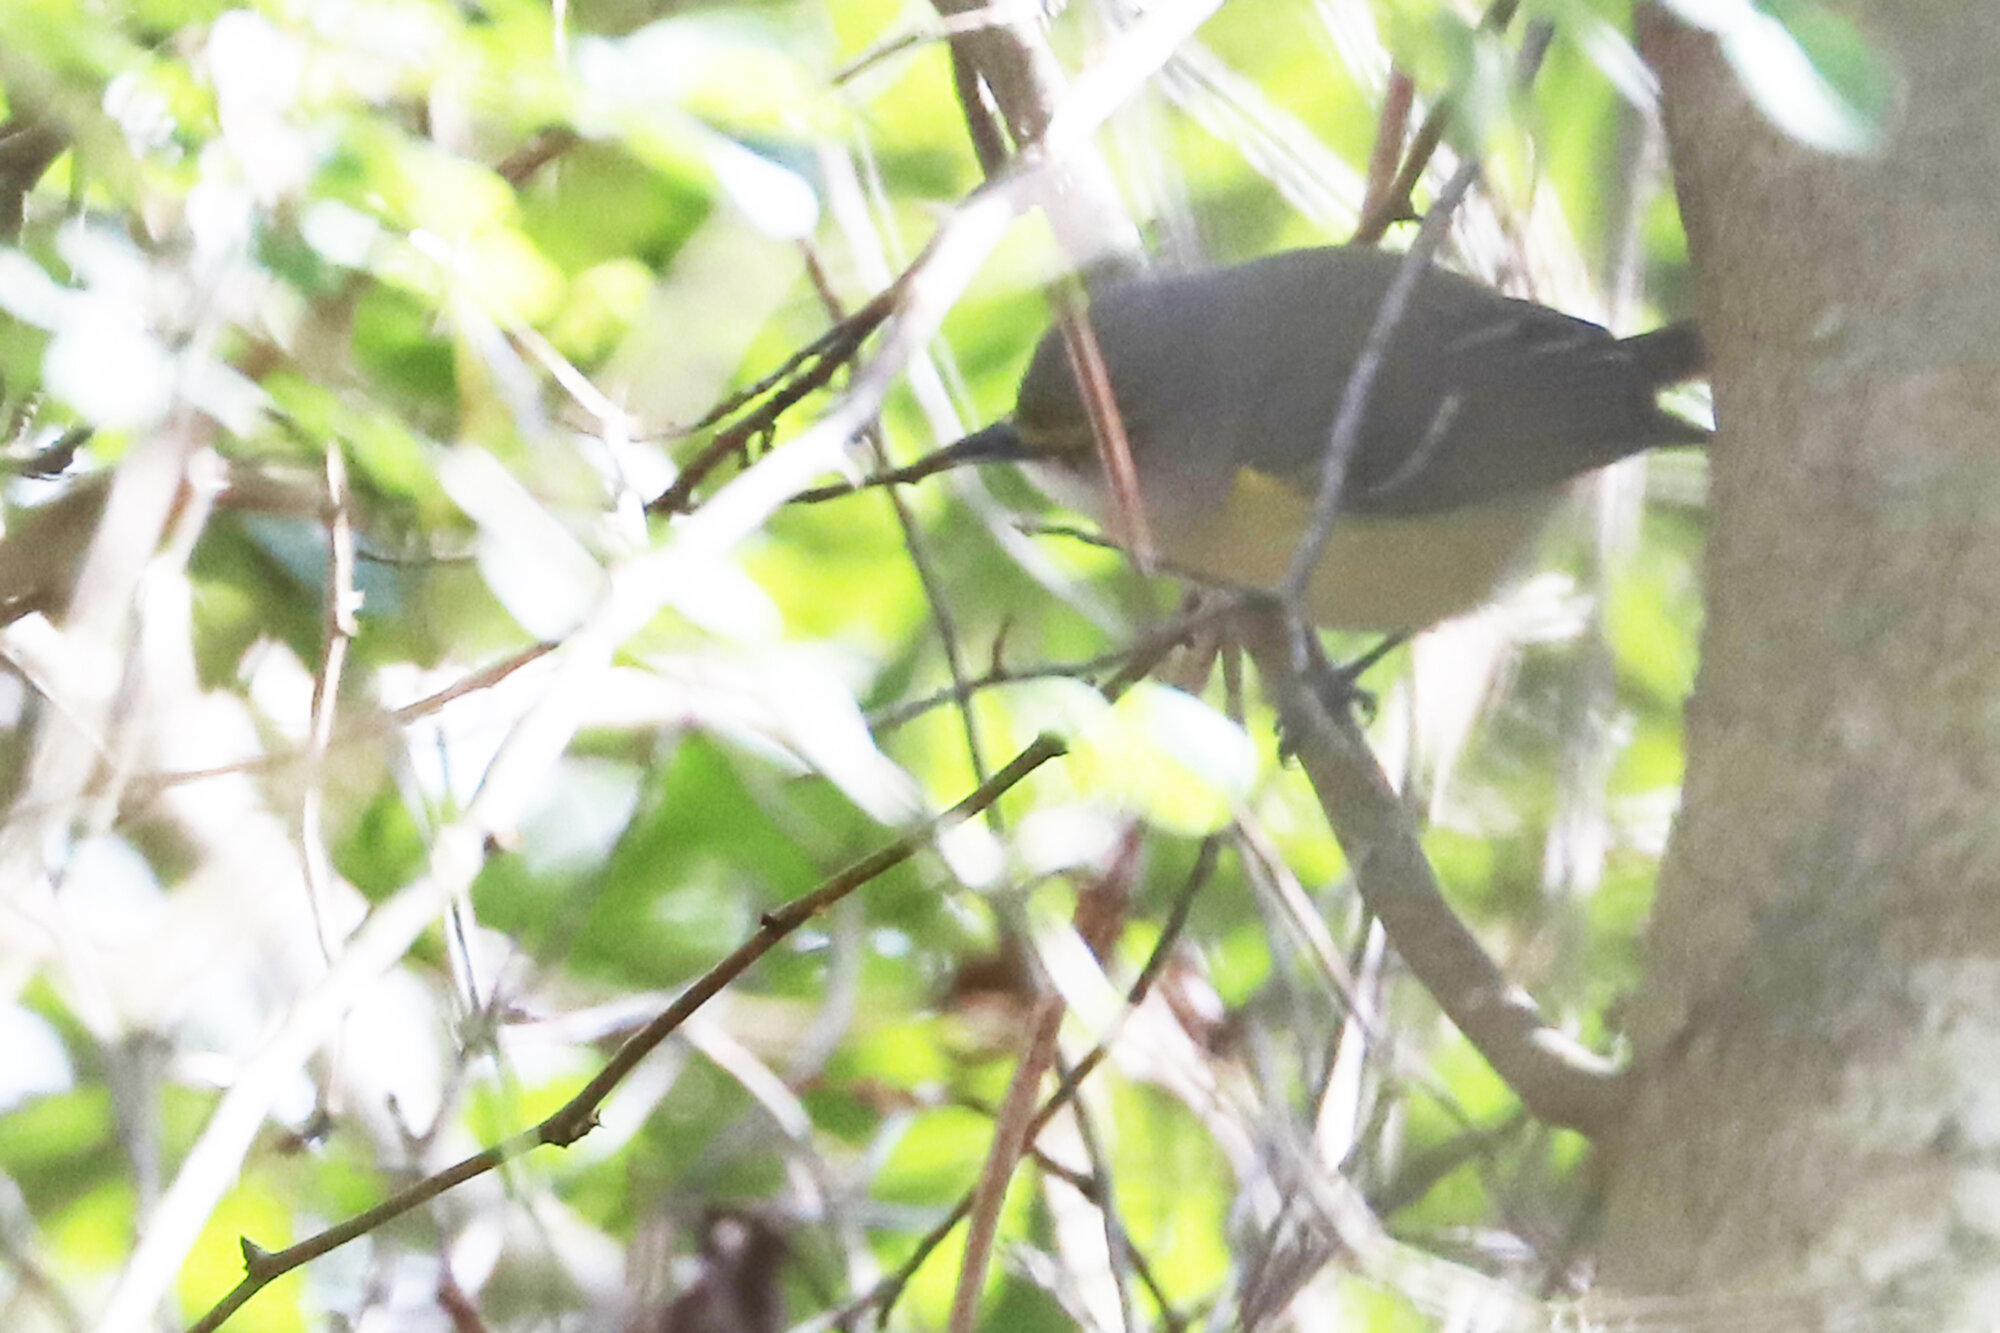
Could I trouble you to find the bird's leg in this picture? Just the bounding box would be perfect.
[1235,599,1404,752]
[1295,630,1409,735]
[1265,631,1402,763]
[1328,632,1408,697]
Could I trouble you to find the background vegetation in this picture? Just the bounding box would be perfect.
[0,0,1760,1328]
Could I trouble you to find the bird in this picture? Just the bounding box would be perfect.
[927,245,1706,632]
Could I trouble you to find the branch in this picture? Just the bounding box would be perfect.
[645,289,898,516]
[1236,607,1628,1136]
[1349,0,1523,246]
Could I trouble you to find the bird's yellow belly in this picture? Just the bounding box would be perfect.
[1166,470,1563,632]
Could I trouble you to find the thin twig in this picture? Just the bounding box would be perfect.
[646,290,898,517]
[870,602,1235,733]
[1053,1046,1143,1333]
[300,440,358,963]
[126,641,558,799]
[1052,281,1156,567]
[1280,158,1481,635]
[833,2,1046,86]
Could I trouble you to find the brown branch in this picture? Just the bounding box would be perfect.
[867,599,1239,733]
[0,113,65,242]
[1236,607,1628,1135]
[933,0,1062,172]
[1356,71,1416,242]
[1350,95,1451,247]
[645,288,898,517]
[948,992,1064,1333]
[948,36,1014,179]
[946,823,1144,1333]
[1051,280,1156,567]
[1350,0,1521,246]
[493,127,580,188]
[183,736,1065,1333]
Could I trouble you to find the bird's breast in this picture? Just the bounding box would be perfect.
[1163,469,1565,632]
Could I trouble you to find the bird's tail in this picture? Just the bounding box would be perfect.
[1618,320,1706,387]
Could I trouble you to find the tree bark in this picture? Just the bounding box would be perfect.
[1594,3,2000,1328]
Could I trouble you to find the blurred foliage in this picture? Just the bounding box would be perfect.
[0,0,1816,1327]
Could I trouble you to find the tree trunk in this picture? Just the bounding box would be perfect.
[1594,4,2000,1327]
